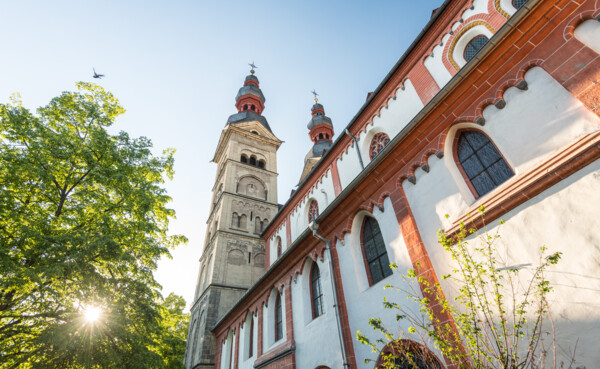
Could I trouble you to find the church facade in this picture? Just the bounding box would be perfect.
[185,0,600,368]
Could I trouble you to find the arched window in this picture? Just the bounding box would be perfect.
[456,130,513,197]
[244,104,248,111]
[241,154,248,164]
[318,133,324,140]
[248,315,254,358]
[275,293,283,341]
[369,132,391,160]
[310,263,324,318]
[249,156,257,166]
[512,0,527,8]
[464,35,489,62]
[231,212,239,228]
[251,105,256,111]
[240,214,247,229]
[277,239,282,258]
[308,200,319,223]
[362,217,393,285]
[258,160,265,169]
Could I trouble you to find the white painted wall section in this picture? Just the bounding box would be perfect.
[291,255,344,369]
[574,19,600,54]
[359,79,424,166]
[336,198,442,367]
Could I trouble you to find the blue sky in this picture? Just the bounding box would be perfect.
[1,0,440,307]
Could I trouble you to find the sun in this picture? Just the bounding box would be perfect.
[84,306,101,323]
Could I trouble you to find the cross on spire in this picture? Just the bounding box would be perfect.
[249,62,258,74]
[311,89,319,103]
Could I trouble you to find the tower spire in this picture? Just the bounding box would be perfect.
[298,93,335,182]
[226,65,273,132]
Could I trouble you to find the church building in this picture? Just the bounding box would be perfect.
[185,0,600,368]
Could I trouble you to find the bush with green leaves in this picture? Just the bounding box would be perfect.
[358,208,564,369]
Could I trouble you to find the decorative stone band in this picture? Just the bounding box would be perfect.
[494,0,510,19]
[446,130,600,236]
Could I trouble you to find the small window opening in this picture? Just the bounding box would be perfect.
[326,133,329,139]
[464,35,489,62]
[319,133,324,140]
[244,104,248,111]
[258,160,265,169]
[249,156,257,166]
[241,155,248,164]
[251,105,256,111]
[248,252,252,264]
[512,0,527,8]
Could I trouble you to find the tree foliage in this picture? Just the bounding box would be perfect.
[358,208,564,369]
[0,83,187,368]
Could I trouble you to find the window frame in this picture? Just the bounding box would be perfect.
[248,314,254,358]
[452,129,514,199]
[369,132,391,160]
[463,34,489,62]
[277,238,282,258]
[310,262,324,319]
[360,216,393,286]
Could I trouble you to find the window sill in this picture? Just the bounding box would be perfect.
[446,131,600,237]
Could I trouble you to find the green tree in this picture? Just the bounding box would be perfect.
[156,293,189,369]
[0,83,187,368]
[358,209,564,369]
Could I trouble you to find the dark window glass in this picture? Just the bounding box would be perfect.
[362,217,393,285]
[248,317,253,357]
[241,155,248,164]
[311,263,324,318]
[512,0,527,8]
[275,293,283,341]
[249,156,256,166]
[464,35,489,62]
[457,131,513,197]
[277,239,282,258]
[258,160,265,169]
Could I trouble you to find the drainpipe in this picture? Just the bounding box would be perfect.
[310,222,350,368]
[344,129,364,170]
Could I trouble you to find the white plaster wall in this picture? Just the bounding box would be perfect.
[290,173,336,243]
[425,39,454,88]
[463,0,489,19]
[499,0,519,17]
[408,158,600,367]
[263,287,287,353]
[336,197,441,367]
[336,144,362,190]
[238,314,258,369]
[291,255,344,369]
[359,80,425,166]
[480,67,598,174]
[574,19,600,55]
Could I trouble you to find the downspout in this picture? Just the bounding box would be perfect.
[310,222,350,368]
[345,129,364,170]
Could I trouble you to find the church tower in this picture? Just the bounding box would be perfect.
[298,97,334,182]
[185,68,281,369]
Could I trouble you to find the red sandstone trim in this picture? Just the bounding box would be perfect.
[330,161,343,196]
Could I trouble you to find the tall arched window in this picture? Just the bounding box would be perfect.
[241,154,248,164]
[249,156,257,166]
[464,35,489,62]
[308,200,319,223]
[277,238,282,258]
[362,217,393,285]
[275,293,283,341]
[248,315,254,358]
[369,132,391,160]
[310,263,324,318]
[456,130,513,197]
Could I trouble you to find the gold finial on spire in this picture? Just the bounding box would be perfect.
[249,62,257,75]
[311,89,319,103]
